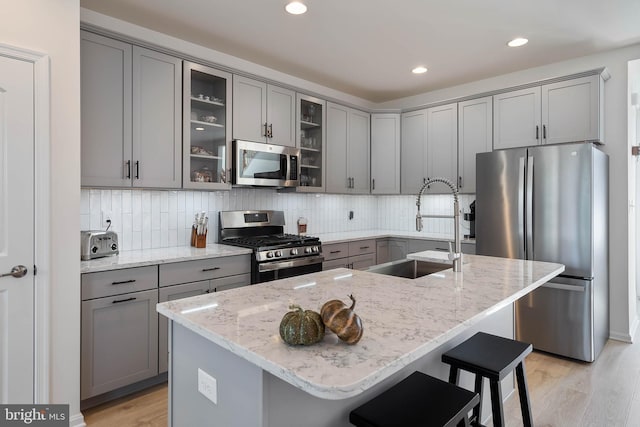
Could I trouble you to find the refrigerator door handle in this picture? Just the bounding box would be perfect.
[526,155,534,259]
[518,156,526,259]
[542,282,586,292]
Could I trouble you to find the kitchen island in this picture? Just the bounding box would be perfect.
[157,254,563,427]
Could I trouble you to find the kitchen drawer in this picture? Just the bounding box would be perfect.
[323,242,349,261]
[212,273,251,292]
[159,254,251,287]
[349,239,376,256]
[323,258,350,270]
[81,266,158,301]
[407,239,449,254]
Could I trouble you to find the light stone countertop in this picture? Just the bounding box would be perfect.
[80,244,252,273]
[316,229,476,245]
[156,254,564,400]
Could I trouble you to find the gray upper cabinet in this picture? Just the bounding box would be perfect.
[426,103,458,192]
[297,94,327,192]
[493,87,541,150]
[232,75,296,147]
[132,47,182,188]
[326,102,370,194]
[458,96,492,194]
[81,31,182,188]
[401,109,428,195]
[542,75,603,145]
[81,31,132,187]
[401,103,457,195]
[494,74,605,150]
[183,61,232,190]
[371,113,400,194]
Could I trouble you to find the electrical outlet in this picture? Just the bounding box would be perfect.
[101,210,113,230]
[198,368,217,404]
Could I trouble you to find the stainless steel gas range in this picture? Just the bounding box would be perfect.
[218,210,323,284]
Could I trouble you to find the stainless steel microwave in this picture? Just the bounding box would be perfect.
[232,140,300,187]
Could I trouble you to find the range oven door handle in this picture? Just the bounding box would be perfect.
[258,256,325,273]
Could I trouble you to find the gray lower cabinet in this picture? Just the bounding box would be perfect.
[323,240,376,270]
[158,273,251,373]
[81,283,159,400]
[376,238,409,264]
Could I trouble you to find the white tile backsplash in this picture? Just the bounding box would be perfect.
[80,188,476,249]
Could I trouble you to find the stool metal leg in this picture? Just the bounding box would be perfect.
[516,362,533,427]
[472,374,483,426]
[489,379,504,427]
[449,366,460,384]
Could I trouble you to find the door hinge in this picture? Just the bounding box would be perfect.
[33,265,37,276]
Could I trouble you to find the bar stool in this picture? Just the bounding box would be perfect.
[349,371,480,427]
[441,332,533,427]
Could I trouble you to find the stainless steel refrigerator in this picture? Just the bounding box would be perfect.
[476,142,608,362]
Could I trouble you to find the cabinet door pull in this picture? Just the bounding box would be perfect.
[543,124,547,140]
[535,125,539,140]
[372,179,375,190]
[202,267,221,272]
[458,176,463,188]
[135,161,140,179]
[125,160,131,179]
[360,246,370,250]
[329,250,342,254]
[111,279,136,285]
[268,124,273,138]
[263,122,268,137]
[112,297,136,304]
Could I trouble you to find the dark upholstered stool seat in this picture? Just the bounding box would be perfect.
[349,371,480,427]
[442,332,533,427]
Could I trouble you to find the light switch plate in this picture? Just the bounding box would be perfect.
[198,368,217,404]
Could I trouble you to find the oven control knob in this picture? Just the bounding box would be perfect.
[290,248,299,255]
[91,246,98,253]
[111,243,118,251]
[304,247,312,254]
[266,252,274,258]
[275,251,283,257]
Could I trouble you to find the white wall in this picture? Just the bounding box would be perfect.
[0,0,82,424]
[381,44,640,341]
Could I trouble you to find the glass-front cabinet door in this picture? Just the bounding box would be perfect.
[297,94,326,192]
[183,62,232,189]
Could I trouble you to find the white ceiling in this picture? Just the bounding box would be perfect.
[80,0,640,103]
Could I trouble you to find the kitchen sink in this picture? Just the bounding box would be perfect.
[366,258,451,279]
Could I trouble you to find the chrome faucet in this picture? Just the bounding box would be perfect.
[416,178,462,272]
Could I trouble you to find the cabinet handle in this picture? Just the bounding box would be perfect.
[263,122,268,137]
[125,160,131,179]
[543,124,547,140]
[372,179,375,190]
[202,267,221,272]
[329,250,342,254]
[111,279,136,285]
[360,246,370,250]
[458,176,463,188]
[112,297,136,304]
[268,124,273,138]
[135,161,140,179]
[535,125,539,140]
[423,177,426,184]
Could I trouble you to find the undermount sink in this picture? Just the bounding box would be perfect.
[366,258,451,279]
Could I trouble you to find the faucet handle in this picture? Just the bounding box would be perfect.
[447,241,461,261]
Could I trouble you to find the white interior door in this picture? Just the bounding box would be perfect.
[0,54,35,403]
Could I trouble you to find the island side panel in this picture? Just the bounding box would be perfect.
[170,321,265,427]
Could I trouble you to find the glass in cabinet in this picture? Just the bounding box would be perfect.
[183,61,232,189]
[297,94,326,192]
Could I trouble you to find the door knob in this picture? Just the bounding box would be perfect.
[0,265,28,279]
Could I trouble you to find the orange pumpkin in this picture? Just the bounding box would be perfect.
[320,294,363,344]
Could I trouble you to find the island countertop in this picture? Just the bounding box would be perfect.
[156,254,563,400]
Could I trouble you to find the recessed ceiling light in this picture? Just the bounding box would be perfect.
[507,37,528,47]
[285,1,307,15]
[412,66,428,74]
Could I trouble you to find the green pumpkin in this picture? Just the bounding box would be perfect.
[279,305,325,346]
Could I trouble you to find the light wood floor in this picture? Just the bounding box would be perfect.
[83,334,640,426]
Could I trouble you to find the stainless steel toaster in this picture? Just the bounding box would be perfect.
[81,230,119,260]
